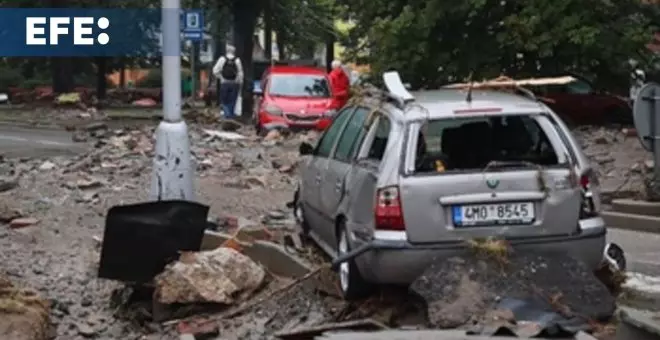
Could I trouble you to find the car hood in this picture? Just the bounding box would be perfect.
[267,96,335,114]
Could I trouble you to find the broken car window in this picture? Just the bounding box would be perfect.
[414,115,559,173]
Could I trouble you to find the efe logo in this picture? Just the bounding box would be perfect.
[25,17,110,45]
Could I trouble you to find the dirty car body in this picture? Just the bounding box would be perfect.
[257,66,339,132]
[295,72,606,299]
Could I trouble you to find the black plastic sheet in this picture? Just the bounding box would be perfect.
[98,200,209,283]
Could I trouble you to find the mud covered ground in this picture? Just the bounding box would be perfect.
[0,111,652,339]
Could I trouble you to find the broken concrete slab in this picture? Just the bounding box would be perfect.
[201,231,311,279]
[612,199,660,217]
[154,247,266,305]
[616,308,660,340]
[410,250,615,330]
[602,211,660,234]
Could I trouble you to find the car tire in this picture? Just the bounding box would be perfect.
[337,222,372,300]
[293,188,310,236]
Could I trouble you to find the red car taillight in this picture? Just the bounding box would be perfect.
[375,186,405,230]
[579,169,599,219]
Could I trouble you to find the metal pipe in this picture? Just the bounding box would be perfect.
[331,242,373,270]
[162,0,182,122]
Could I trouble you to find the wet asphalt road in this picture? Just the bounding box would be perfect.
[0,124,87,158]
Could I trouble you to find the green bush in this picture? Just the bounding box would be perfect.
[137,68,193,88]
[0,67,25,92]
[138,69,162,87]
[74,74,116,89]
[20,78,51,90]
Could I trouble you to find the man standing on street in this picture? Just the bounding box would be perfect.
[328,60,351,109]
[212,45,243,119]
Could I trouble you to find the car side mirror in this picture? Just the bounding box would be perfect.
[299,142,314,155]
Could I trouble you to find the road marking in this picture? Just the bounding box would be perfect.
[0,135,71,146]
[624,272,660,294]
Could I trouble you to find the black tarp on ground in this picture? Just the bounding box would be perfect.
[98,200,209,283]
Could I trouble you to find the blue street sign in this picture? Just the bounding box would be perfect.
[180,9,203,41]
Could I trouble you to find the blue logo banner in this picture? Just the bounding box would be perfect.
[0,8,203,57]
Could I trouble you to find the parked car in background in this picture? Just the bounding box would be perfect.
[532,75,632,125]
[293,72,607,300]
[255,65,340,132]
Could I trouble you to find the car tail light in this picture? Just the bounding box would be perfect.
[579,169,599,219]
[375,186,405,230]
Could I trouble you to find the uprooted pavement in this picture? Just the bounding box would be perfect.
[0,116,655,340]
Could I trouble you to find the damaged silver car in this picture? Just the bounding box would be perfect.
[294,71,612,300]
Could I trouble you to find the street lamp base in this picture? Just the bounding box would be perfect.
[149,120,195,201]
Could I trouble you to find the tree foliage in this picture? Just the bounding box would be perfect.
[341,0,660,90]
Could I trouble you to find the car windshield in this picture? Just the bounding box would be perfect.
[413,115,560,173]
[268,74,331,98]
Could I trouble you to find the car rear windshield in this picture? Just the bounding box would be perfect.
[268,74,331,98]
[413,115,560,173]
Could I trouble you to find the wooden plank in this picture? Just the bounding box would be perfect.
[443,76,577,89]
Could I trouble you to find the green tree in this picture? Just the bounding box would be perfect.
[341,0,659,90]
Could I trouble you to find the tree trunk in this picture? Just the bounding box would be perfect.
[264,0,273,60]
[214,4,229,106]
[233,0,260,123]
[51,57,74,93]
[95,57,108,102]
[325,32,335,72]
[21,59,36,79]
[277,28,288,60]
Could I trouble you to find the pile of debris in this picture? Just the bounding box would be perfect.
[0,275,50,340]
[575,126,650,203]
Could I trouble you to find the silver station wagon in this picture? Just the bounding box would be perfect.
[293,72,607,300]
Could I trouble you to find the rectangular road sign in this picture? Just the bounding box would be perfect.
[181,9,203,41]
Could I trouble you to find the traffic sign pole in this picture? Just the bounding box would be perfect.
[633,83,660,201]
[149,0,195,201]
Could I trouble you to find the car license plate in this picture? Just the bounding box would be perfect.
[452,202,535,226]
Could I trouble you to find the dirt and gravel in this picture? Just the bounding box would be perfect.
[0,110,652,339]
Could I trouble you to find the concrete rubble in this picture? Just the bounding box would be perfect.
[155,247,266,305]
[0,109,655,339]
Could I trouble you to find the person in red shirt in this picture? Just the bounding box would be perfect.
[328,60,351,108]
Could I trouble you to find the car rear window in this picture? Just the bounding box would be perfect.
[268,74,330,98]
[413,115,559,173]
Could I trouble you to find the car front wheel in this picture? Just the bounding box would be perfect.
[337,223,371,300]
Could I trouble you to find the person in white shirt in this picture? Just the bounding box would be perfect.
[212,45,244,119]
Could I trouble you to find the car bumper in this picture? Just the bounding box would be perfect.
[259,112,332,130]
[346,217,606,285]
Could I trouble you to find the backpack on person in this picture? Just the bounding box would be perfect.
[221,57,238,80]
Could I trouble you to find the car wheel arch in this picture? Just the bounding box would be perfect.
[334,214,347,239]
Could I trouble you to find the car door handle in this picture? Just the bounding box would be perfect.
[335,181,342,191]
[315,175,322,183]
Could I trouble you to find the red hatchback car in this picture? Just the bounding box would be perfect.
[256,66,340,132]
